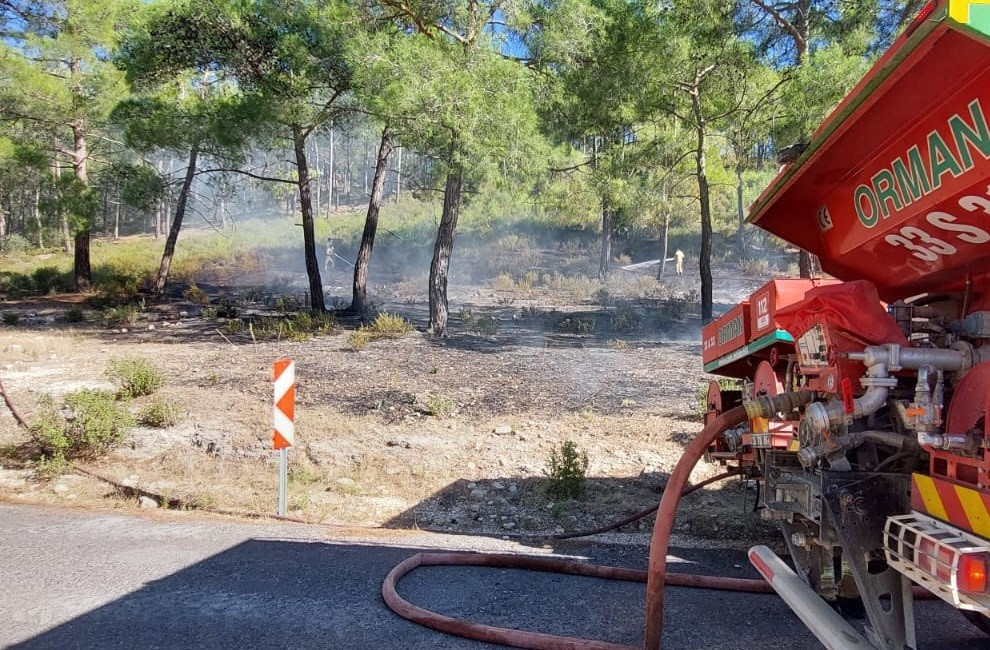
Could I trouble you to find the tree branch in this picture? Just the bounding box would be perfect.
[196,167,296,184]
[748,0,806,55]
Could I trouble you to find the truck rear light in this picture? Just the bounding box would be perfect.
[886,513,990,613]
[960,554,989,594]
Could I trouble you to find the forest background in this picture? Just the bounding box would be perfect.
[0,0,927,330]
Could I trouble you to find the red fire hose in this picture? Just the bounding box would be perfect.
[382,403,770,649]
[642,404,749,649]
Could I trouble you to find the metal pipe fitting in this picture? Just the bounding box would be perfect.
[803,364,895,433]
[847,344,966,372]
[744,391,814,421]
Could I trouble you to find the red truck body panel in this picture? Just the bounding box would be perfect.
[749,5,990,303]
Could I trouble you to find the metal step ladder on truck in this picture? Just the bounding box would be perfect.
[702,1,990,648]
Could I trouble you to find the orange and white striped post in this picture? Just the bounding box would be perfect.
[273,359,295,515]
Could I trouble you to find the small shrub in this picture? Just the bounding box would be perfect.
[31,266,70,294]
[555,316,595,334]
[106,357,165,398]
[138,397,181,428]
[64,306,86,323]
[491,273,516,291]
[545,440,589,500]
[366,312,413,336]
[610,310,642,333]
[348,330,372,350]
[289,464,323,486]
[458,308,498,336]
[183,283,210,305]
[223,319,246,334]
[2,312,19,326]
[594,286,611,307]
[102,304,140,327]
[35,454,69,478]
[739,258,770,275]
[423,393,455,418]
[93,273,145,306]
[30,390,134,464]
[0,233,31,255]
[215,300,239,319]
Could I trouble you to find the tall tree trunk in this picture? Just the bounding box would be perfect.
[52,146,71,254]
[363,138,370,196]
[694,99,713,323]
[70,118,92,292]
[428,161,463,337]
[799,249,818,278]
[154,142,199,295]
[33,188,43,248]
[394,146,402,203]
[313,139,322,214]
[599,199,612,281]
[348,127,394,315]
[736,163,746,258]
[0,189,6,243]
[293,126,326,312]
[327,123,335,216]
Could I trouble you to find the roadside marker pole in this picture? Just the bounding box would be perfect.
[273,358,295,516]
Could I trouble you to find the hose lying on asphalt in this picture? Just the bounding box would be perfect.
[382,551,773,650]
[382,400,779,650]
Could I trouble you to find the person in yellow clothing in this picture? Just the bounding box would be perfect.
[674,249,684,275]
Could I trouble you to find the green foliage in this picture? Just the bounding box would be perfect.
[105,357,165,398]
[423,393,455,418]
[64,306,86,323]
[30,390,134,466]
[249,311,338,341]
[89,267,148,307]
[545,440,589,500]
[554,316,595,334]
[347,329,372,350]
[2,312,18,326]
[32,266,72,294]
[1,234,31,255]
[458,308,498,336]
[366,313,414,337]
[183,283,210,305]
[609,309,642,334]
[101,304,141,327]
[138,397,181,428]
[347,312,413,349]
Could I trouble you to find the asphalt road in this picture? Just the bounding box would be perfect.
[1,503,987,650]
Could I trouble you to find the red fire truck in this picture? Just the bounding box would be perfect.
[702,2,990,648]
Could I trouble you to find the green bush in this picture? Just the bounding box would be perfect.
[366,312,413,336]
[64,306,86,323]
[138,397,181,428]
[2,312,18,326]
[183,283,210,305]
[424,393,455,418]
[32,266,71,293]
[105,357,165,398]
[1,233,31,255]
[347,313,413,349]
[545,440,589,499]
[101,304,141,327]
[30,390,134,466]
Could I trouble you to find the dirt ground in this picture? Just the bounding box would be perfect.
[0,255,781,549]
